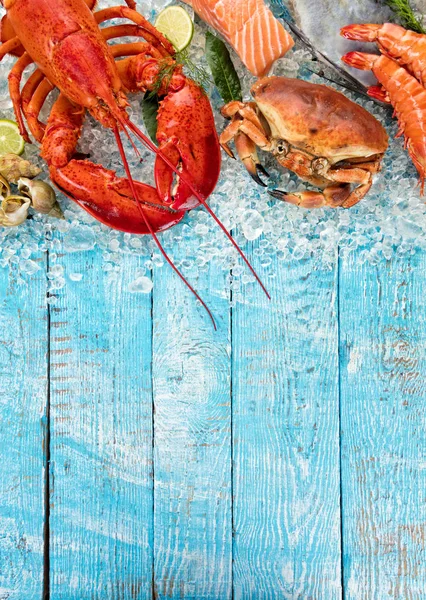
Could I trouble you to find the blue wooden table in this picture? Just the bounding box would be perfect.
[1,0,426,595]
[1,237,426,599]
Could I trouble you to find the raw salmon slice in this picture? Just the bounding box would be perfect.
[184,0,294,77]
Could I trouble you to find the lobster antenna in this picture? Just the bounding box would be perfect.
[125,119,271,300]
[113,126,217,330]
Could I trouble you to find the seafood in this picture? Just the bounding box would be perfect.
[0,0,269,325]
[0,194,30,226]
[276,0,393,86]
[341,23,426,87]
[220,76,388,208]
[183,0,294,76]
[342,51,426,192]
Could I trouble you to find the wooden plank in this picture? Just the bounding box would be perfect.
[232,247,342,599]
[0,255,47,599]
[48,249,153,599]
[339,250,426,600]
[152,255,232,599]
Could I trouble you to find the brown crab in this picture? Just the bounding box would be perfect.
[220,76,388,208]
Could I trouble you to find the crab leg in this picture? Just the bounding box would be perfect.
[234,132,269,186]
[221,101,264,129]
[269,184,356,208]
[220,118,271,155]
[326,166,371,184]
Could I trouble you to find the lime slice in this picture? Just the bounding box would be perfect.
[0,119,25,156]
[155,6,194,52]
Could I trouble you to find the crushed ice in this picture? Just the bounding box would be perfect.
[0,0,424,302]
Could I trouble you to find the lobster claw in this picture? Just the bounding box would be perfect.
[49,160,185,234]
[154,78,221,211]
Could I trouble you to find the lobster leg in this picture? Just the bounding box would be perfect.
[76,0,136,7]
[94,6,174,56]
[84,0,137,8]
[0,16,24,57]
[110,42,162,60]
[0,36,22,59]
[102,24,164,56]
[43,93,185,234]
[8,52,34,142]
[24,78,55,142]
[21,69,45,115]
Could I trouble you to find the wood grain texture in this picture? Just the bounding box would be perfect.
[48,249,153,599]
[339,250,426,600]
[0,256,47,599]
[152,255,232,599]
[232,247,342,599]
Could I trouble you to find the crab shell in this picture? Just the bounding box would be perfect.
[251,76,388,164]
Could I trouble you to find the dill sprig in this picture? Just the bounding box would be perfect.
[146,60,175,99]
[176,49,213,90]
[146,49,213,99]
[385,0,426,33]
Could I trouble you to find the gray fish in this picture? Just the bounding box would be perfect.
[271,0,395,87]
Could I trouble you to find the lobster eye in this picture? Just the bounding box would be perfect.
[276,140,289,155]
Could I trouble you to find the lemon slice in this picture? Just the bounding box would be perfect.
[155,6,194,52]
[0,119,25,156]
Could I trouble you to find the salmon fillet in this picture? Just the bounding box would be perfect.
[184,0,294,77]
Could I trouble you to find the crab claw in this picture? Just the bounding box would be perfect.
[234,132,269,187]
[50,160,185,234]
[256,163,270,179]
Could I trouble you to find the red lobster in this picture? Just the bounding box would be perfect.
[0,0,269,326]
